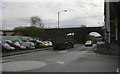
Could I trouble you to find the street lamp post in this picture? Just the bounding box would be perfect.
[58,10,67,28]
[57,10,67,36]
[58,11,60,29]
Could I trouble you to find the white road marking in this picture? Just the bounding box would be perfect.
[94,49,97,50]
[116,68,119,72]
[57,61,64,64]
[58,50,68,53]
[2,61,47,71]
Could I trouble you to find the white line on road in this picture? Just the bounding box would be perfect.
[58,50,68,53]
[116,68,120,72]
[57,61,64,64]
[2,61,47,71]
[94,49,97,50]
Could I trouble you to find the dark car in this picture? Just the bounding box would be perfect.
[29,40,40,48]
[52,35,75,50]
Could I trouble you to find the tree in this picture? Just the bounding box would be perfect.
[81,24,87,27]
[85,34,95,40]
[14,26,46,39]
[31,16,44,28]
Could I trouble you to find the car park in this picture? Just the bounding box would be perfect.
[21,42,35,49]
[85,40,93,47]
[1,38,51,53]
[5,40,26,51]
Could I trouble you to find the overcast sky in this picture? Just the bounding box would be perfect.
[0,0,104,30]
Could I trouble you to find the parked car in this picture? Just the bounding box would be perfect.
[5,40,13,46]
[11,42,26,50]
[85,40,93,47]
[21,42,35,49]
[97,41,106,48]
[29,40,40,48]
[97,41,105,45]
[6,40,12,43]
[0,41,15,52]
[43,41,53,47]
[39,41,48,47]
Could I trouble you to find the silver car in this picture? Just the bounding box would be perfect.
[85,40,93,47]
[21,42,35,49]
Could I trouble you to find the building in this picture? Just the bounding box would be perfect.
[104,0,120,45]
[0,30,3,36]
[3,30,14,36]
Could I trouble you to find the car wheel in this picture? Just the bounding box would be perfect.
[53,47,58,50]
[15,48,19,51]
[72,45,74,48]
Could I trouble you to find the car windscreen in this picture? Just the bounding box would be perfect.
[14,42,21,46]
[86,41,91,43]
[2,43,10,46]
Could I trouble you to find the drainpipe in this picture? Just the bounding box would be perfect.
[105,1,111,43]
[115,17,118,44]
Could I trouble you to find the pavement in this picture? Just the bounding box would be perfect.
[94,43,120,71]
[94,43,120,56]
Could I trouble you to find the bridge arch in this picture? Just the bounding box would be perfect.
[45,27,104,43]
